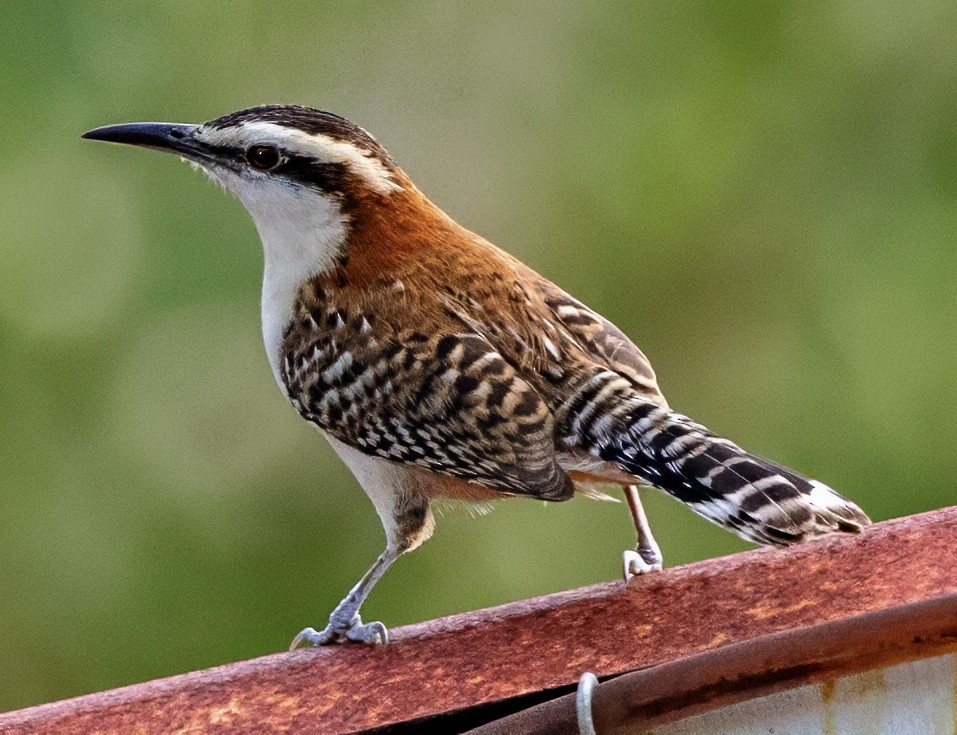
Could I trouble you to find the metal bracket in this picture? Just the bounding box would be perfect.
[576,671,599,735]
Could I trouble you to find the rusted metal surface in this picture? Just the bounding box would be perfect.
[465,594,957,734]
[1,506,955,734]
[650,653,957,734]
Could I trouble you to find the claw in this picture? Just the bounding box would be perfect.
[289,616,389,649]
[623,549,663,582]
[289,626,329,649]
[345,619,389,644]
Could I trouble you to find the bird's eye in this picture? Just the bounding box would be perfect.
[246,145,281,171]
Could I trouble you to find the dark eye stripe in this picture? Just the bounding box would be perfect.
[279,156,352,196]
[199,142,356,201]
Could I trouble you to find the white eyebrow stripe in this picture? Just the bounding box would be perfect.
[199,121,401,195]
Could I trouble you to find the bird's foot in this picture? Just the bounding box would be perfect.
[289,614,389,649]
[622,548,663,582]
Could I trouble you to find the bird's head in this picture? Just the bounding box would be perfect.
[83,105,414,277]
[84,105,405,203]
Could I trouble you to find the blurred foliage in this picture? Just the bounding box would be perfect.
[1,0,956,712]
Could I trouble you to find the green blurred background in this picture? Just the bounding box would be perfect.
[2,0,956,712]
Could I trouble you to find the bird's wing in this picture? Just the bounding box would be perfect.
[536,281,666,404]
[419,259,666,405]
[279,306,573,501]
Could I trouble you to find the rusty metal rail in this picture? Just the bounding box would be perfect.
[466,593,957,734]
[1,506,955,734]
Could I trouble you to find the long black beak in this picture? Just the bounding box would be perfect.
[82,122,204,159]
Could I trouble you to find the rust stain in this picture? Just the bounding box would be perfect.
[0,506,954,734]
[821,678,836,735]
[952,654,957,735]
[819,670,887,735]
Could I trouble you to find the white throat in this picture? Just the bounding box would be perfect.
[214,172,347,390]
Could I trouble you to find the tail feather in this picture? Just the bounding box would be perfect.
[595,399,870,546]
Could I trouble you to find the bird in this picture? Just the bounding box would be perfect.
[83,105,870,648]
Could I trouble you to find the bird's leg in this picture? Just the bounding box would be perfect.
[290,546,399,648]
[290,493,433,649]
[622,484,663,581]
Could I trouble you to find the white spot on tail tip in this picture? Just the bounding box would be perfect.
[806,480,845,512]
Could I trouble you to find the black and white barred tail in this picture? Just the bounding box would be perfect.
[591,398,870,545]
